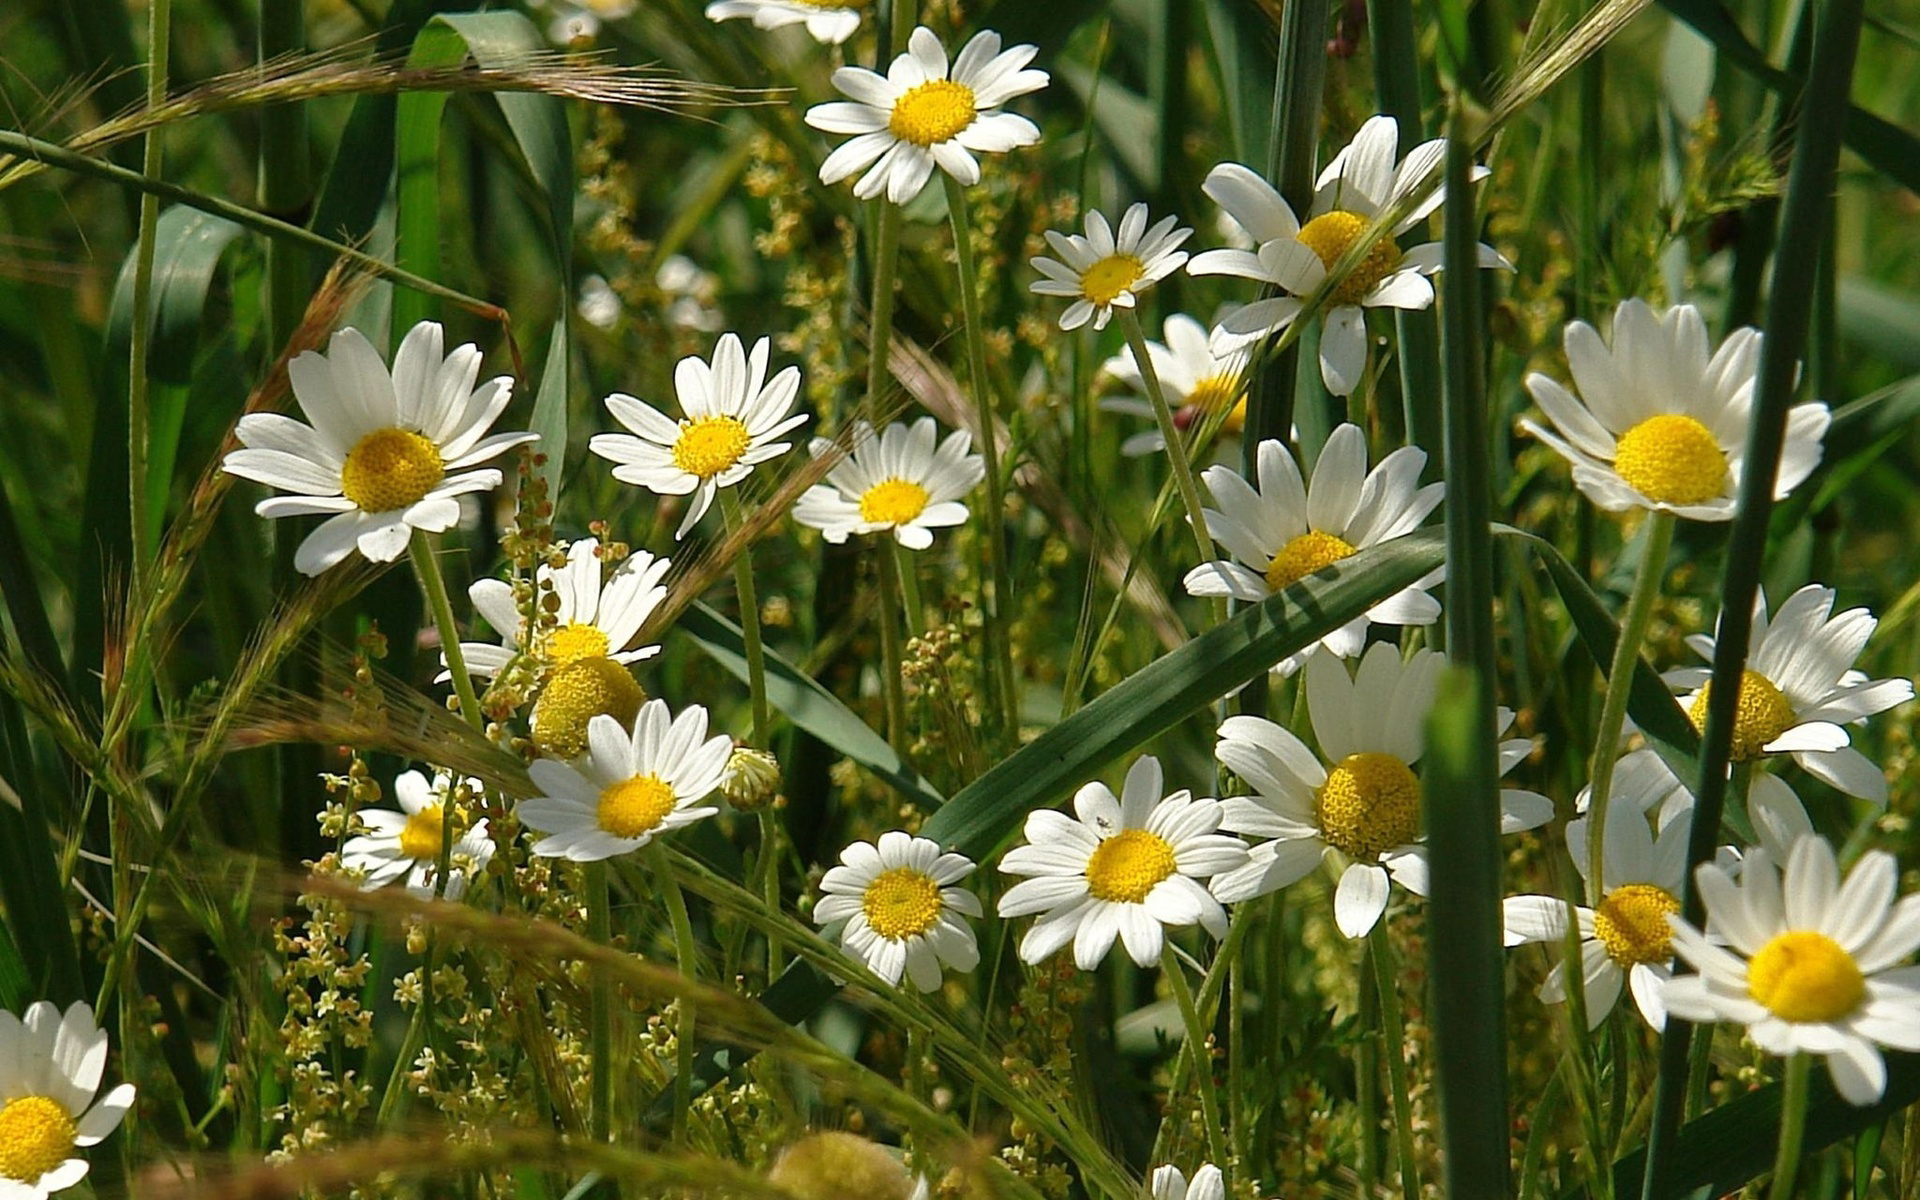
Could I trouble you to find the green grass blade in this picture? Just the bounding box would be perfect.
[392,23,468,335]
[0,685,85,1006]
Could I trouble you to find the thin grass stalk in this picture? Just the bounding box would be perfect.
[126,0,172,592]
[258,0,311,350]
[892,539,923,636]
[1366,924,1423,1200]
[1160,944,1228,1168]
[940,174,1017,741]
[1119,309,1215,570]
[867,201,902,418]
[1357,956,1381,1193]
[651,840,699,1143]
[877,545,910,748]
[718,492,771,748]
[586,861,615,1152]
[1640,2,1866,1194]
[1766,1053,1814,1200]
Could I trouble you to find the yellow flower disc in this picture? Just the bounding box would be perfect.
[398,804,446,862]
[545,622,612,667]
[530,656,645,759]
[1593,883,1681,965]
[1611,414,1727,506]
[887,79,977,146]
[0,1094,76,1184]
[768,1132,917,1200]
[1295,210,1401,306]
[671,415,752,480]
[1078,254,1145,307]
[1315,752,1421,861]
[1187,374,1246,435]
[858,478,932,526]
[597,773,678,839]
[1084,829,1178,903]
[1687,669,1796,762]
[340,427,445,513]
[861,866,944,940]
[1748,930,1866,1023]
[1265,530,1358,591]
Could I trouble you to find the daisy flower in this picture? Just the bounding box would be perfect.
[590,334,808,540]
[0,1000,136,1199]
[1098,314,1251,456]
[452,538,672,683]
[1663,584,1913,804]
[1188,116,1507,395]
[997,755,1248,970]
[518,703,730,861]
[803,26,1047,205]
[790,417,985,549]
[1182,425,1443,677]
[1210,645,1553,939]
[1151,1164,1225,1200]
[1664,836,1920,1105]
[1520,300,1830,519]
[340,769,495,900]
[814,831,982,992]
[704,0,862,44]
[1029,203,1192,332]
[221,321,536,575]
[1576,746,1816,865]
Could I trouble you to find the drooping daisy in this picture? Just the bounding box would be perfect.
[1663,584,1913,804]
[1188,116,1507,395]
[590,334,808,540]
[814,831,982,992]
[0,1001,136,1200]
[1029,204,1192,332]
[1098,314,1251,456]
[1210,645,1553,939]
[1502,793,1693,1029]
[1150,1164,1225,1200]
[222,321,536,575]
[804,26,1047,205]
[340,770,495,900]
[518,703,730,861]
[704,0,863,44]
[1664,836,1920,1105]
[1575,746,1816,865]
[997,756,1248,970]
[1520,300,1830,519]
[790,417,985,549]
[451,538,672,683]
[1182,425,1443,677]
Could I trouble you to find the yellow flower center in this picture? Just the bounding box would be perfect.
[1592,883,1681,965]
[340,427,445,513]
[530,655,645,759]
[1316,752,1421,861]
[597,773,679,839]
[1295,210,1401,306]
[671,415,752,480]
[861,866,945,940]
[1611,414,1728,506]
[1079,254,1145,307]
[0,1094,76,1184]
[858,478,932,527]
[887,79,977,147]
[1084,829,1178,903]
[1748,930,1866,1023]
[1687,669,1796,762]
[1265,530,1358,591]
[1188,373,1246,432]
[397,804,445,862]
[545,621,612,667]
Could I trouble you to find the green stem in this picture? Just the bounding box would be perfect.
[718,492,771,748]
[410,530,485,733]
[867,201,902,412]
[1119,309,1216,570]
[1583,511,1675,902]
[1161,944,1228,1169]
[892,537,924,637]
[757,810,784,979]
[1766,1053,1813,1200]
[127,0,173,586]
[651,840,699,1141]
[586,861,614,1146]
[876,544,910,749]
[1357,951,1381,1194]
[1368,923,1423,1200]
[941,174,1018,744]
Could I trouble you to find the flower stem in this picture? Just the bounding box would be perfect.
[1119,308,1216,570]
[941,174,1019,745]
[876,543,910,748]
[718,491,771,749]
[585,860,614,1146]
[1368,922,1424,1200]
[1583,510,1675,903]
[1766,1053,1813,1200]
[892,537,924,637]
[1161,944,1228,1170]
[867,200,902,413]
[651,840,699,1141]
[127,0,173,587]
[410,530,485,734]
[757,809,784,979]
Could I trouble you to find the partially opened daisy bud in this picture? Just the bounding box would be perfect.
[1098,314,1251,456]
[814,831,982,992]
[221,321,536,575]
[1520,299,1830,519]
[517,702,730,861]
[803,26,1047,205]
[767,1132,917,1200]
[1182,425,1443,676]
[704,0,862,44]
[0,1000,137,1199]
[1663,836,1920,1105]
[790,418,985,549]
[590,333,808,540]
[340,769,494,899]
[451,538,672,686]
[720,745,782,811]
[1029,203,1192,332]
[997,755,1247,970]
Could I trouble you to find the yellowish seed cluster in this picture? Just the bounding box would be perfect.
[1592,883,1680,965]
[531,657,645,758]
[1295,211,1401,306]
[1747,930,1865,1023]
[1687,668,1796,761]
[1315,752,1421,861]
[340,427,445,513]
[1266,530,1359,591]
[1611,414,1727,506]
[1083,829,1178,903]
[544,622,613,667]
[887,80,977,147]
[398,804,446,862]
